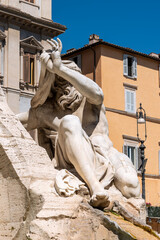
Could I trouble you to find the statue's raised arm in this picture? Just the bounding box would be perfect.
[43,38,104,105]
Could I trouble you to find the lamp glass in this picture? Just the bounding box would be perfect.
[138,111,145,124]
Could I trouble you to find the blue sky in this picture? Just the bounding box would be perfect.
[52,0,160,54]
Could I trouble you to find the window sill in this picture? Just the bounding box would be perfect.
[124,75,137,80]
[125,110,136,114]
[19,0,40,9]
[19,81,38,91]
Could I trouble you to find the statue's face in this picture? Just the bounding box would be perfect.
[53,76,83,111]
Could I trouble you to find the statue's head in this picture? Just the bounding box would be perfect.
[52,60,83,111]
[31,59,83,110]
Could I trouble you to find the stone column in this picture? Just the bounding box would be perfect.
[7,23,20,113]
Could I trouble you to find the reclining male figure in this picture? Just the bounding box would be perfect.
[18,39,140,208]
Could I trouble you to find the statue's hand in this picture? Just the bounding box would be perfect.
[47,38,62,72]
[40,51,50,66]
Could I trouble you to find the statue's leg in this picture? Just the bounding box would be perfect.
[114,166,141,198]
[108,148,140,198]
[57,115,109,208]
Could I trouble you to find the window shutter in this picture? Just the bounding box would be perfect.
[133,57,137,78]
[123,144,128,156]
[130,91,135,112]
[23,54,30,83]
[123,54,128,76]
[125,89,131,111]
[125,89,136,113]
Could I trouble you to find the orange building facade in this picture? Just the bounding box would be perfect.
[62,35,160,205]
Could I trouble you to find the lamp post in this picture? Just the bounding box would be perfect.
[136,103,147,200]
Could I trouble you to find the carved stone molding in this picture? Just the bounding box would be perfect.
[122,134,138,142]
[19,81,38,91]
[0,4,66,37]
[20,36,43,52]
[123,82,138,90]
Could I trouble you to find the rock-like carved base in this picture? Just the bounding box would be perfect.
[1,87,156,240]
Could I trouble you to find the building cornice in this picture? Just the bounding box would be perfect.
[138,173,160,179]
[105,107,160,124]
[0,4,66,37]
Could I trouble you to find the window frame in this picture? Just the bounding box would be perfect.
[123,54,137,79]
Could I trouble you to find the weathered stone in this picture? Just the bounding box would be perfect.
[0,87,159,239]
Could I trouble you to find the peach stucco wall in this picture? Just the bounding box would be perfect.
[100,45,160,205]
[101,45,160,118]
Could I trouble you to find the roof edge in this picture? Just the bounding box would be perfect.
[62,40,160,62]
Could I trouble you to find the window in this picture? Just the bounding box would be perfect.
[23,54,35,85]
[123,140,140,170]
[123,54,137,78]
[69,55,81,69]
[20,36,43,91]
[125,88,136,113]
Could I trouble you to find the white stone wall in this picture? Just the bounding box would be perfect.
[0,0,54,114]
[19,95,31,113]
[41,0,52,19]
[1,0,52,20]
[20,0,40,18]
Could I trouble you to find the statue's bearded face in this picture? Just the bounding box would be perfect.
[53,76,83,111]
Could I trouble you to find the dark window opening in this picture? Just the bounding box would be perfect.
[72,57,78,65]
[128,57,133,77]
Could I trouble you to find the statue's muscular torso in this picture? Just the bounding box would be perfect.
[28,96,112,150]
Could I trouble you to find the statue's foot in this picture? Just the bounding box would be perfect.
[90,191,110,208]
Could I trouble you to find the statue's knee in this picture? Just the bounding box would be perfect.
[59,115,81,134]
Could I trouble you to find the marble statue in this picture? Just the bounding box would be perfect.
[17,38,140,208]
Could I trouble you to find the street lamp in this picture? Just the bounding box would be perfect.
[136,103,147,200]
